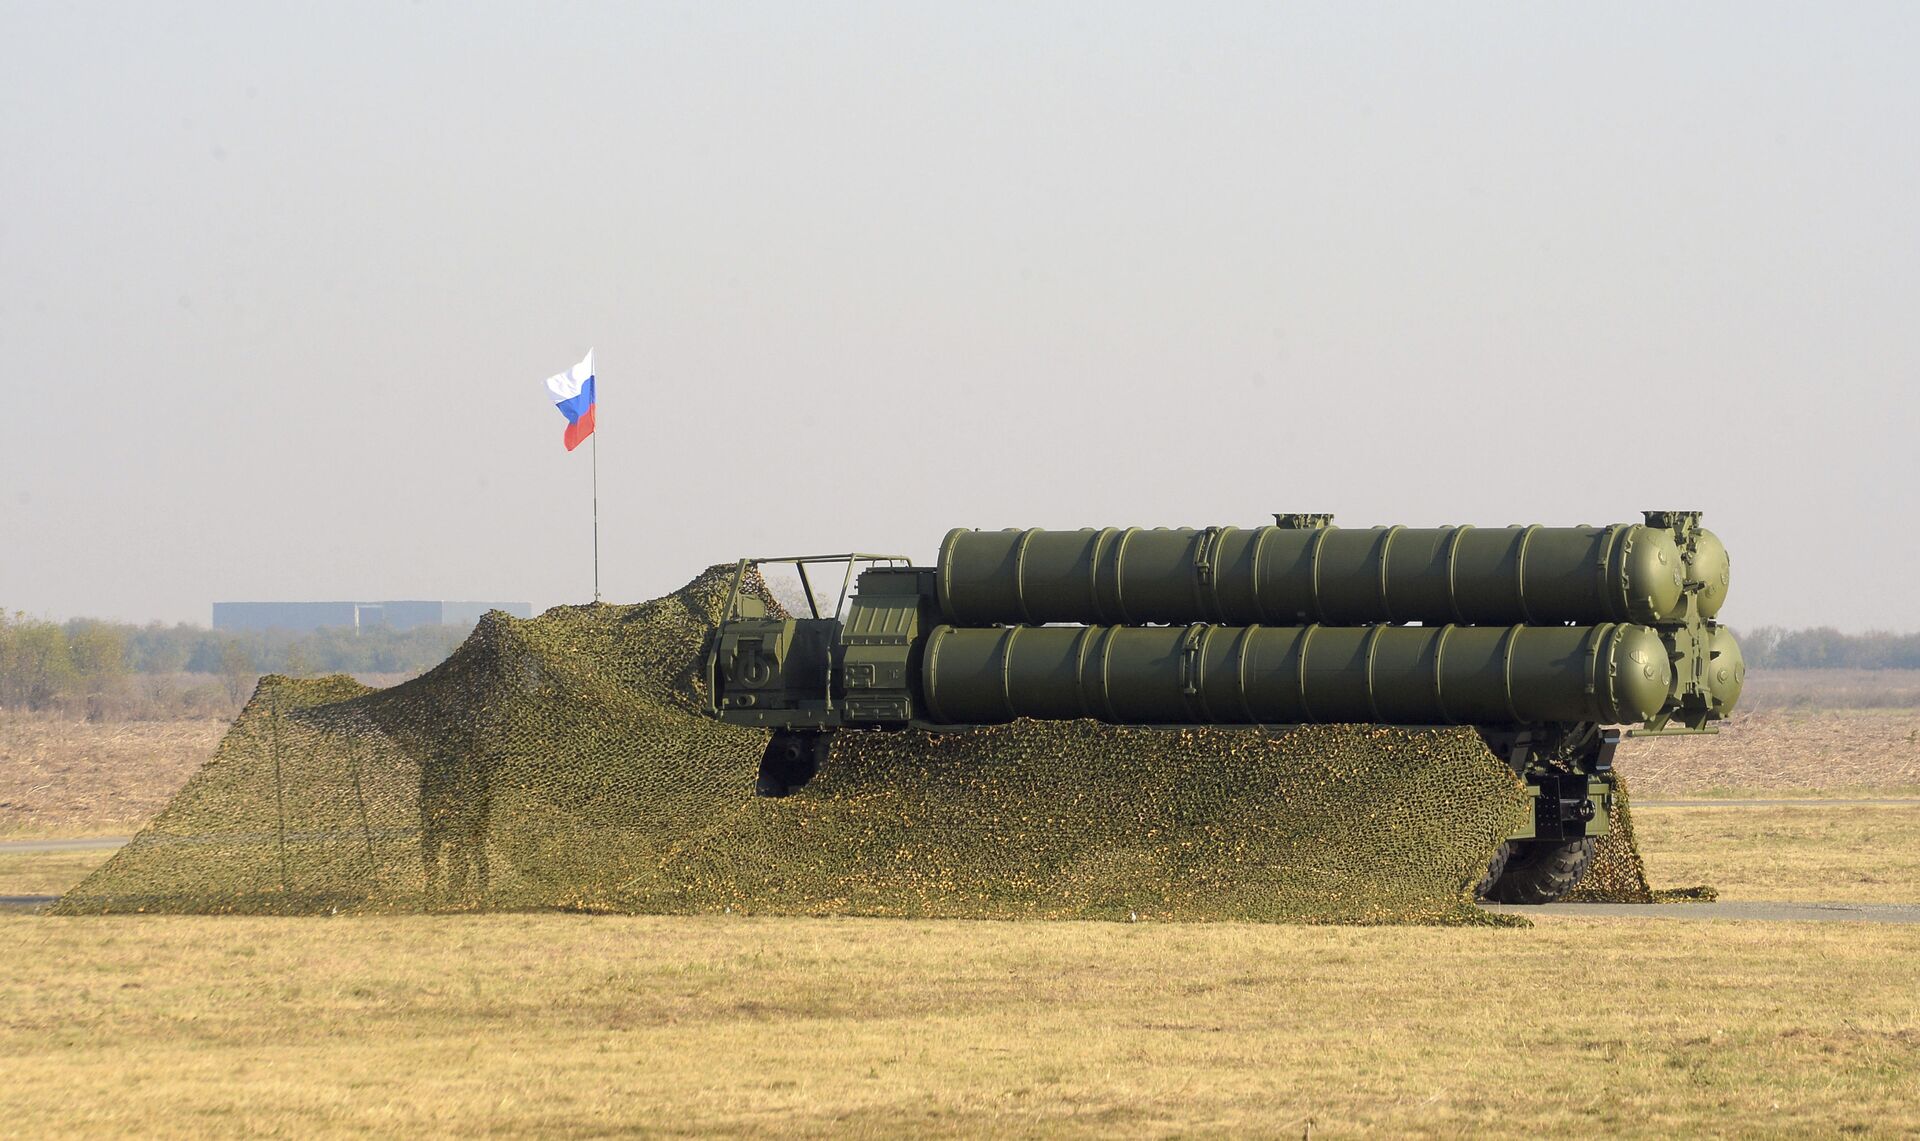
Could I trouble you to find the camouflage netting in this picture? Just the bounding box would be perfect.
[57,568,1669,923]
[1564,778,1654,903]
[1564,776,1716,904]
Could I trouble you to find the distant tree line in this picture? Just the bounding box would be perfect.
[1735,627,1920,670]
[0,612,471,716]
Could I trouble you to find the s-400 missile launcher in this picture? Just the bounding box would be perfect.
[703,510,1742,903]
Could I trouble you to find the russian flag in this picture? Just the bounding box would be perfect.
[544,350,597,452]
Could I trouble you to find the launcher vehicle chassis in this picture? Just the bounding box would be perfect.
[702,512,1743,904]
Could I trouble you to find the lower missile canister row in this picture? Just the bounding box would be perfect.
[918,621,1743,728]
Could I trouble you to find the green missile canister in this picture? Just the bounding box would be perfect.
[937,518,1711,628]
[920,621,1677,727]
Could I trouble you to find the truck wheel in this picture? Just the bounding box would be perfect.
[755,730,828,798]
[1472,843,1513,899]
[1479,837,1596,904]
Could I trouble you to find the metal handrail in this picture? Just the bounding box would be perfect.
[723,553,912,622]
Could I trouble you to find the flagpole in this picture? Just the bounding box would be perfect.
[591,423,601,603]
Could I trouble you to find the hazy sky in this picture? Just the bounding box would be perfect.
[3,3,1915,631]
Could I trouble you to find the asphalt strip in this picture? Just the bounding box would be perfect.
[0,895,59,911]
[1635,799,1919,808]
[1482,901,1920,923]
[0,837,133,854]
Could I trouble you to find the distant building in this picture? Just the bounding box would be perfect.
[211,600,533,634]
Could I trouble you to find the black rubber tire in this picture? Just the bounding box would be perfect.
[755,731,827,797]
[1481,837,1597,904]
[1472,843,1514,900]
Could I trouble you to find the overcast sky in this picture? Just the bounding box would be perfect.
[3,3,1915,631]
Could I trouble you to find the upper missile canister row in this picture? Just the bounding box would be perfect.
[937,520,1730,629]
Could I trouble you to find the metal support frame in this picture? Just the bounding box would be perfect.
[722,553,912,622]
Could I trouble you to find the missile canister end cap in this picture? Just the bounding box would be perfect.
[1623,526,1687,623]
[1707,624,1746,716]
[1689,529,1731,619]
[1614,625,1675,724]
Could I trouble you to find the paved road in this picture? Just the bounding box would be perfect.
[0,895,59,911]
[1635,798,1919,808]
[0,837,132,854]
[1483,901,1920,923]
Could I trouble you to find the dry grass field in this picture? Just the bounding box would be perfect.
[1,667,1916,1136]
[0,671,412,839]
[0,851,112,896]
[1609,670,1920,797]
[0,911,1913,1138]
[0,715,227,837]
[1613,709,1920,798]
[1738,668,1920,710]
[1632,804,1920,902]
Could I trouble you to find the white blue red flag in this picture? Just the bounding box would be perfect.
[544,350,597,451]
